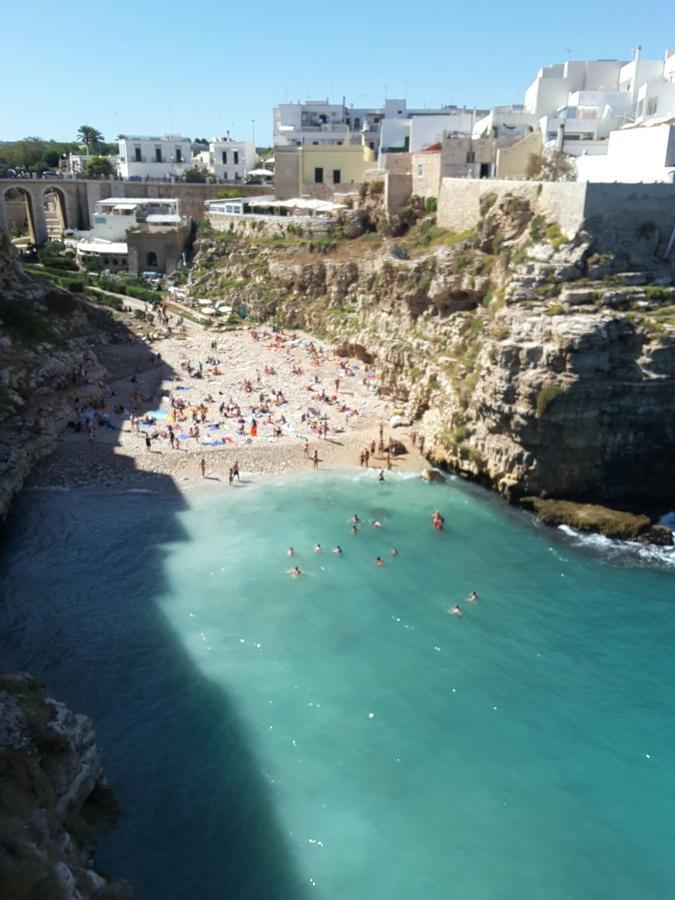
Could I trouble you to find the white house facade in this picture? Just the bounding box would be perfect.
[575,123,675,182]
[208,138,257,182]
[116,135,192,180]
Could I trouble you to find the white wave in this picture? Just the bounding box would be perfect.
[557,524,675,570]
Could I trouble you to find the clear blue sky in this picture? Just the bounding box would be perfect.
[2,0,669,145]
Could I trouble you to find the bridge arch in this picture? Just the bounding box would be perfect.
[2,186,38,248]
[41,185,69,239]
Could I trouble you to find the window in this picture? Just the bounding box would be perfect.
[234,151,239,164]
[314,167,324,183]
[155,147,162,162]
[466,151,475,163]
[647,98,658,116]
[222,151,227,164]
[146,251,158,268]
[332,169,341,184]
[417,164,423,177]
[175,147,183,162]
[134,146,142,162]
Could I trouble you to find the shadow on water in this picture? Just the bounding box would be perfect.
[0,314,310,900]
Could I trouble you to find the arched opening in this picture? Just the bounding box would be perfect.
[3,187,36,250]
[42,187,68,240]
[146,251,158,269]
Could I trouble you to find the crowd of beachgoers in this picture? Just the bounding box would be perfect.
[40,313,425,487]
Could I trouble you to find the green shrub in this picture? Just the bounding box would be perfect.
[391,244,409,260]
[368,180,384,196]
[453,424,471,444]
[644,285,671,302]
[536,383,565,417]
[479,192,498,216]
[37,255,78,271]
[425,197,438,214]
[529,215,546,241]
[58,277,84,293]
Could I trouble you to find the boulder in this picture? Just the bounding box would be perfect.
[421,467,444,482]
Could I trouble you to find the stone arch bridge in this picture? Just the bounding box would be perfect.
[0,179,271,246]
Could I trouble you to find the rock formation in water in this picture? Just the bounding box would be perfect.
[0,674,139,899]
[190,192,675,515]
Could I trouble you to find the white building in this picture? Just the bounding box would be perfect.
[472,106,537,141]
[274,100,382,149]
[575,122,675,182]
[65,197,188,272]
[116,135,192,180]
[208,138,258,182]
[524,49,675,158]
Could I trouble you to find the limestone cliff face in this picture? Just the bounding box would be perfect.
[0,238,108,520]
[0,674,138,899]
[192,202,675,508]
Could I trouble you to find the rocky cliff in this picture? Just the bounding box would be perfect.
[0,236,113,521]
[0,674,138,899]
[191,196,675,510]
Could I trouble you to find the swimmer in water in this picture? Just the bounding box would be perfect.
[332,546,343,555]
[468,591,478,602]
[350,514,360,524]
[375,556,384,567]
[314,544,322,553]
[450,604,463,617]
[390,548,398,556]
[371,519,382,528]
[378,469,384,481]
[288,547,295,557]
[351,525,358,535]
[287,566,302,577]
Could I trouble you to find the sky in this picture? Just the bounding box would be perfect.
[1,0,670,146]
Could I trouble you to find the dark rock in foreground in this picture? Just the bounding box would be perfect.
[0,673,139,899]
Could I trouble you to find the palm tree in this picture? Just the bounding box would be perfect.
[76,125,104,151]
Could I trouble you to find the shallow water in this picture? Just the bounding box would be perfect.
[1,471,674,900]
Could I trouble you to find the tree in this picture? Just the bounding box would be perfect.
[526,150,576,182]
[76,125,104,151]
[184,167,207,183]
[85,156,114,178]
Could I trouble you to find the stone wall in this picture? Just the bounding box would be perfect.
[411,151,441,198]
[385,171,413,216]
[126,222,192,275]
[438,178,588,237]
[437,177,675,258]
[207,211,337,237]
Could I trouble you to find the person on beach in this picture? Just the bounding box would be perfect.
[232,461,240,481]
[375,556,384,567]
[200,458,206,478]
[451,604,463,617]
[313,449,319,469]
[145,434,152,451]
[304,442,310,459]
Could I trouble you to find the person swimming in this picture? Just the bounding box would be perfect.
[288,547,295,557]
[450,604,463,617]
[314,544,322,553]
[332,546,343,555]
[390,548,398,556]
[371,519,382,528]
[378,470,384,481]
[287,566,302,577]
[375,556,384,567]
[350,514,361,524]
[468,591,478,602]
[351,525,358,535]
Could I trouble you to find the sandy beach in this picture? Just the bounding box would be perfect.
[31,313,426,494]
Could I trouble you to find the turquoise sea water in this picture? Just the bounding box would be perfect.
[1,471,674,900]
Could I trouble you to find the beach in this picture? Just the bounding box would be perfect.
[31,313,426,492]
